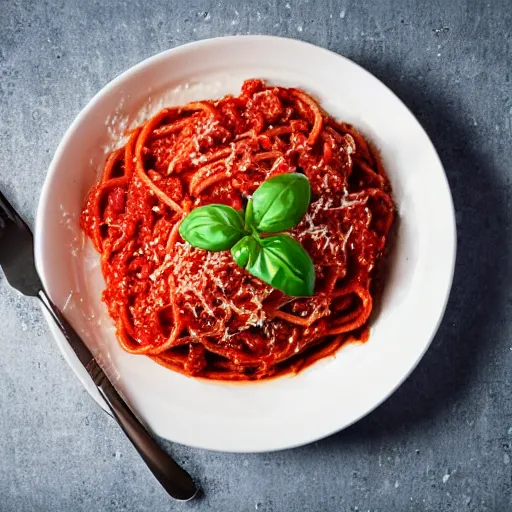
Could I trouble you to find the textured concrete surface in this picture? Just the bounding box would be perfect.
[1,0,512,510]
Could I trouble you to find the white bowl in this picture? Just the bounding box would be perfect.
[35,36,456,452]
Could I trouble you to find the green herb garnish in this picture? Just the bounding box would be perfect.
[179,173,315,297]
[178,204,246,251]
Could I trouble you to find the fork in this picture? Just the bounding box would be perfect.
[0,189,198,501]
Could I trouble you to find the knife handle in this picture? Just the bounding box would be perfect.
[38,290,198,501]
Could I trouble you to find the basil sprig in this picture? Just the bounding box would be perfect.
[179,173,315,297]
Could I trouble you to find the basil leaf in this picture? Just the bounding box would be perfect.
[232,234,315,297]
[251,173,311,233]
[179,204,246,251]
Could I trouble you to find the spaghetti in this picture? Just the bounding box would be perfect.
[81,79,395,380]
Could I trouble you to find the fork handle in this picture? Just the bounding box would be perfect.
[88,360,199,501]
[38,290,198,501]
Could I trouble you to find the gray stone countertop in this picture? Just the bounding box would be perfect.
[1,0,511,510]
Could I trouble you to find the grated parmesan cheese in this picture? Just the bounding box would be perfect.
[170,243,271,336]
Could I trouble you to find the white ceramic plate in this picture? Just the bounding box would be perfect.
[35,36,456,452]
